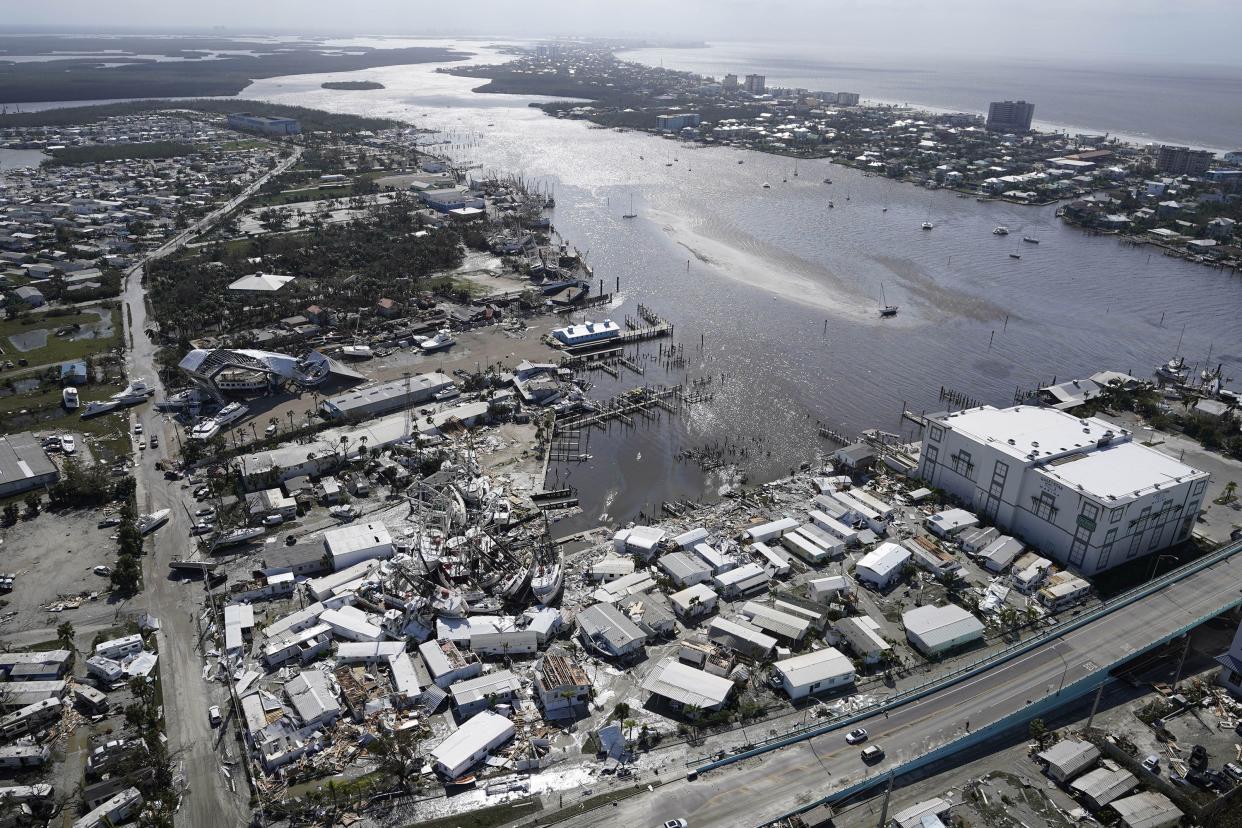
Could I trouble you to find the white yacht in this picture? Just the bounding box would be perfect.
[62,387,80,409]
[921,221,934,230]
[190,419,222,441]
[214,402,248,427]
[529,545,564,606]
[211,527,265,550]
[112,378,155,402]
[992,225,1010,235]
[137,509,171,535]
[340,344,373,359]
[420,329,455,352]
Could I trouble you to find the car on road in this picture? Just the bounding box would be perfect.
[661,820,688,828]
[861,745,885,763]
[150,435,159,449]
[138,440,146,450]
[1143,755,1161,773]
[845,728,869,745]
[208,705,221,727]
[163,469,183,480]
[93,565,112,576]
[134,424,143,434]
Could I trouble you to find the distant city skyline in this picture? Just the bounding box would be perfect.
[3,0,1242,67]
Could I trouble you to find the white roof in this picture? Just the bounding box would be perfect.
[709,616,778,650]
[903,604,984,649]
[1111,791,1181,828]
[324,522,392,557]
[624,525,665,549]
[430,710,514,774]
[670,583,718,611]
[775,647,854,688]
[640,658,733,707]
[673,527,709,548]
[856,542,911,577]
[450,669,521,707]
[740,601,811,639]
[747,517,799,540]
[892,798,950,828]
[927,508,978,531]
[935,405,1116,462]
[228,272,295,292]
[713,562,769,588]
[1036,439,1207,503]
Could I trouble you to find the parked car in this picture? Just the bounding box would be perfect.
[193,486,210,499]
[190,523,214,536]
[861,745,885,763]
[150,435,159,449]
[1222,762,1242,784]
[661,820,688,828]
[195,508,216,519]
[134,424,143,434]
[1189,744,1208,771]
[262,514,284,526]
[265,424,277,437]
[1143,755,1161,773]
[845,728,869,745]
[208,706,221,726]
[93,565,112,576]
[97,516,121,528]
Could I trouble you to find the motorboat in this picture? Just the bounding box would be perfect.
[992,226,1010,235]
[112,378,155,402]
[137,509,171,535]
[61,435,76,454]
[62,387,80,409]
[762,182,771,189]
[420,330,455,352]
[1023,236,1040,244]
[340,344,373,359]
[211,527,265,550]
[1009,252,1021,259]
[921,222,934,230]
[81,399,122,419]
[529,546,564,606]
[190,418,221,441]
[215,402,248,427]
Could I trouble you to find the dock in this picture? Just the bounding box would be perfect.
[556,385,682,431]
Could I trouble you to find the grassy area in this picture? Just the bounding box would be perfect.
[245,184,354,208]
[0,306,121,369]
[219,138,271,152]
[541,784,662,823]
[417,798,543,828]
[0,379,131,460]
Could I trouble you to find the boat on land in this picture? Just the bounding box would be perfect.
[211,527,265,551]
[112,378,155,402]
[420,329,455,352]
[81,399,123,418]
[138,509,171,535]
[62,387,80,409]
[529,545,564,605]
[340,344,373,359]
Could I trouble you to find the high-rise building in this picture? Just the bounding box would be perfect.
[835,92,860,106]
[722,73,738,91]
[1155,144,1215,176]
[744,74,766,94]
[985,100,1035,132]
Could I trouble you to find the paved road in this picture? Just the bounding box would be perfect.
[560,547,1242,828]
[120,148,301,828]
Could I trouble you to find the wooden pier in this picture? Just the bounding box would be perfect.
[556,385,682,431]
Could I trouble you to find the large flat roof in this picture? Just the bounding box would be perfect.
[934,405,1118,462]
[1036,440,1206,502]
[774,647,854,687]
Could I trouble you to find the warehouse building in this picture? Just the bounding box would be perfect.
[1036,738,1099,783]
[577,603,647,659]
[0,432,59,497]
[320,373,454,420]
[228,112,301,135]
[1110,791,1181,828]
[713,562,771,598]
[773,647,855,699]
[855,542,911,590]
[902,604,985,657]
[918,405,1208,575]
[323,522,393,571]
[1071,763,1137,809]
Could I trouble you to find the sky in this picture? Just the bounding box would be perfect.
[3,0,1241,66]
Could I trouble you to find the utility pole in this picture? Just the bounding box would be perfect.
[1086,682,1105,731]
[1172,635,1192,689]
[877,770,894,828]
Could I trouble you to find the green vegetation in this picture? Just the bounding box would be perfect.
[0,306,121,369]
[0,98,401,133]
[46,141,197,166]
[149,193,465,336]
[109,502,143,597]
[0,39,466,105]
[399,799,542,828]
[321,80,386,90]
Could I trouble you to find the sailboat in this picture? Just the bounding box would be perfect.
[622,193,637,219]
[879,284,899,317]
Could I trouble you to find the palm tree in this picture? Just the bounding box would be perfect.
[1223,480,1238,504]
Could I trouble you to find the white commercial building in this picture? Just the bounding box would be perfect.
[669,583,719,620]
[323,522,394,571]
[429,710,515,779]
[712,562,771,598]
[902,604,985,657]
[773,648,855,699]
[855,542,911,590]
[918,405,1209,575]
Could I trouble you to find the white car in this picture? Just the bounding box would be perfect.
[662,821,688,828]
[61,435,76,454]
[190,523,214,536]
[134,424,143,434]
[845,728,869,745]
[195,508,216,519]
[265,424,277,437]
[262,514,284,526]
[208,705,222,726]
[93,565,111,576]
